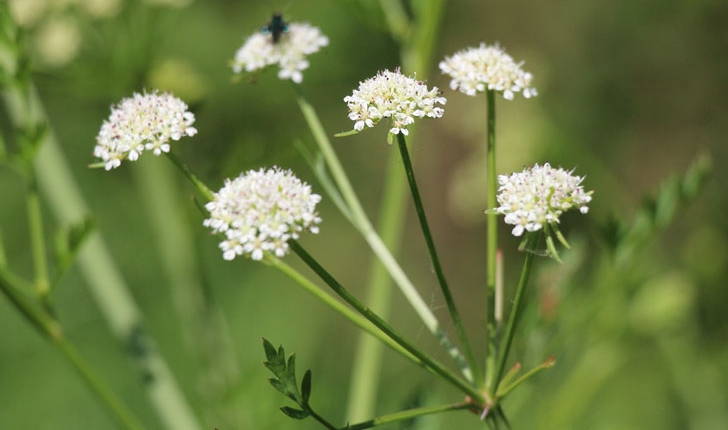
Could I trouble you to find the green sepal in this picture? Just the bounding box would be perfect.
[280,406,309,420]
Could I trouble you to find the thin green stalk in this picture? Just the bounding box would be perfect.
[346,401,472,430]
[293,85,470,379]
[395,132,478,381]
[492,250,535,395]
[56,337,147,430]
[485,89,497,389]
[134,158,241,426]
[377,0,411,43]
[345,150,406,421]
[347,0,448,419]
[290,240,483,403]
[0,271,146,430]
[496,356,555,398]
[26,172,50,306]
[2,83,202,430]
[309,409,338,430]
[265,255,419,366]
[164,152,214,201]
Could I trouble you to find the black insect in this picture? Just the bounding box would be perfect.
[262,13,289,44]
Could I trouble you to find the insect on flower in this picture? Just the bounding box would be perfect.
[262,13,289,44]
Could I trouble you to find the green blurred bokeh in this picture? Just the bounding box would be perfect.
[1,0,727,429]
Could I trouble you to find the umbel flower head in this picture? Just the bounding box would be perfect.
[93,91,197,170]
[203,167,322,261]
[495,163,593,238]
[439,43,537,100]
[343,69,446,138]
[231,19,329,84]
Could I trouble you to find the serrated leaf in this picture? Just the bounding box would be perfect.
[262,338,278,362]
[301,370,312,404]
[280,407,309,420]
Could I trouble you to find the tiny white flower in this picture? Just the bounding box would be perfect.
[343,69,446,138]
[495,163,593,237]
[232,21,328,84]
[93,90,197,170]
[439,43,537,100]
[203,167,322,261]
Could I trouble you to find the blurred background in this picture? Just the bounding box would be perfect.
[1,0,727,429]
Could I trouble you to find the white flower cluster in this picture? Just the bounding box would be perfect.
[232,22,329,84]
[439,43,537,100]
[93,91,197,170]
[495,163,592,237]
[344,69,446,136]
[203,167,322,261]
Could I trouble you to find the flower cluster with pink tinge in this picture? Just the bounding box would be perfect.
[495,163,592,237]
[93,91,197,170]
[344,69,446,137]
[203,167,322,261]
[440,43,537,100]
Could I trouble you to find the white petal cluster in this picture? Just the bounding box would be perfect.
[344,69,446,136]
[203,167,322,261]
[93,91,197,170]
[496,163,592,237]
[232,23,329,84]
[439,43,537,100]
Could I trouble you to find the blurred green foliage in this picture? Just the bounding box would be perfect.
[1,0,727,429]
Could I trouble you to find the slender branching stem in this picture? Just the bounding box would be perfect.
[493,250,536,394]
[293,84,470,379]
[265,255,419,365]
[345,401,472,430]
[3,79,202,430]
[290,241,484,403]
[0,270,146,430]
[395,132,479,382]
[164,152,214,201]
[26,172,51,309]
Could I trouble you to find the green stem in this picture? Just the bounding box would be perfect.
[134,157,241,425]
[347,1,447,419]
[265,255,419,365]
[293,85,469,378]
[56,337,147,430]
[164,152,214,201]
[2,83,202,430]
[492,250,535,395]
[345,401,472,430]
[485,89,497,389]
[345,150,406,421]
[0,270,146,430]
[308,409,338,430]
[395,133,478,381]
[290,241,483,403]
[496,356,555,398]
[26,172,51,307]
[378,0,411,43]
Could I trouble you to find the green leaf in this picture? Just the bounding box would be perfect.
[280,407,310,419]
[262,339,304,404]
[301,370,312,404]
